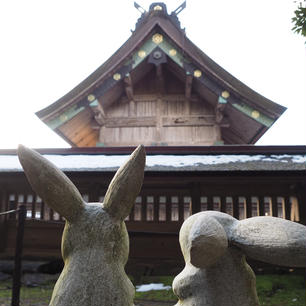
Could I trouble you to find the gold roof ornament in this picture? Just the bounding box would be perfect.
[87,94,96,102]
[60,114,68,122]
[193,69,202,78]
[169,49,177,56]
[221,91,230,99]
[113,73,121,81]
[153,5,163,11]
[251,110,260,119]
[152,33,163,44]
[138,50,146,58]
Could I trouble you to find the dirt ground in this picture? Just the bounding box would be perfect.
[0,298,174,306]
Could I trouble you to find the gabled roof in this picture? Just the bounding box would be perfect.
[36,2,286,146]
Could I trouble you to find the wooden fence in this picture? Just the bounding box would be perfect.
[0,170,305,275]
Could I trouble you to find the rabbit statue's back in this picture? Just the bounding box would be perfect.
[18,144,146,306]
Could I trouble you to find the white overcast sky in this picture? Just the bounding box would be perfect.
[0,0,305,149]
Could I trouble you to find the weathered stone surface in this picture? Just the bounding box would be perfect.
[18,144,146,306]
[232,216,306,267]
[173,211,306,306]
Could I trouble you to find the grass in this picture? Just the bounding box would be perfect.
[0,274,305,305]
[0,280,53,306]
[257,274,306,306]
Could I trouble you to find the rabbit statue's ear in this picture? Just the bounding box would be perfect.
[103,145,145,221]
[179,213,228,268]
[18,145,84,222]
[232,216,306,267]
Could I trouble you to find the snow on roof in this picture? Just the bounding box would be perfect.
[0,154,305,172]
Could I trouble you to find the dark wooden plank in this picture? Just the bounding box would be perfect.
[50,208,54,221]
[185,74,193,100]
[190,183,201,215]
[220,196,226,213]
[0,191,8,251]
[31,194,36,219]
[207,195,213,211]
[105,117,156,128]
[156,64,165,95]
[5,145,303,156]
[141,196,147,222]
[40,201,45,220]
[271,196,278,217]
[258,196,265,217]
[166,195,171,222]
[284,196,291,221]
[178,196,184,222]
[162,115,215,127]
[246,196,252,218]
[124,74,134,102]
[153,196,159,222]
[232,196,239,219]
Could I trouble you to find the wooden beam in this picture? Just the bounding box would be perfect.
[124,75,136,116]
[185,74,193,99]
[215,103,226,124]
[93,103,106,126]
[156,64,165,95]
[105,117,156,128]
[124,74,134,102]
[162,115,229,127]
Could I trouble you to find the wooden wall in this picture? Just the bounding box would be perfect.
[99,94,220,146]
[0,170,305,267]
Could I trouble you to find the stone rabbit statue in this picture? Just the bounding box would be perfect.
[18,144,146,306]
[173,211,306,306]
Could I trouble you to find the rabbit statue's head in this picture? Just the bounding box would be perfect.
[173,211,306,306]
[18,144,146,306]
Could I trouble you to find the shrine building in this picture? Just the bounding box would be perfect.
[0,3,305,274]
[36,2,286,147]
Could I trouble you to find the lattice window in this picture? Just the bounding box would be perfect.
[200,196,207,211]
[290,196,300,222]
[238,197,246,220]
[146,196,154,221]
[213,196,221,211]
[134,196,142,221]
[171,196,179,221]
[158,196,166,221]
[183,196,191,220]
[251,196,259,217]
[225,197,233,216]
[264,197,272,216]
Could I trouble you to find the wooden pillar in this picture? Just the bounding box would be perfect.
[190,183,201,215]
[297,192,306,224]
[153,195,159,222]
[220,196,226,213]
[258,196,265,217]
[245,196,253,218]
[31,194,36,219]
[141,195,147,222]
[271,196,278,217]
[284,196,291,220]
[155,98,164,144]
[0,191,7,251]
[178,196,184,223]
[166,195,171,222]
[232,196,239,220]
[207,195,213,211]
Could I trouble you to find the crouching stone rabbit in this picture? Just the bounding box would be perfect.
[173,211,306,306]
[18,144,146,306]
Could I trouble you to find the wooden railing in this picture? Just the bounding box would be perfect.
[3,192,301,224]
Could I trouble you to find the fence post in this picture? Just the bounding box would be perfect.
[11,204,26,306]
